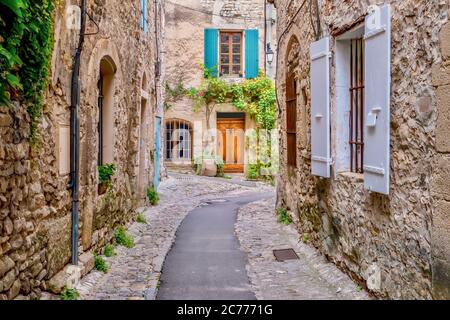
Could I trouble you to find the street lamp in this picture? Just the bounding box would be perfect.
[266,43,274,65]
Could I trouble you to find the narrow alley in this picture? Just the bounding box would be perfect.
[2,0,450,305]
[72,174,367,300]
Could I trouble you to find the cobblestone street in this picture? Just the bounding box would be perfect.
[76,173,272,300]
[236,199,370,300]
[74,173,368,300]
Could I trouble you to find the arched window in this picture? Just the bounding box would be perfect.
[164,119,192,162]
[98,56,116,165]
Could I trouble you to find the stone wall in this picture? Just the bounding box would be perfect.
[0,0,164,299]
[274,0,449,299]
[431,18,450,300]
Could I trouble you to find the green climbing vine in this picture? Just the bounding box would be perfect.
[187,66,277,130]
[164,78,188,111]
[0,0,55,143]
[187,66,277,180]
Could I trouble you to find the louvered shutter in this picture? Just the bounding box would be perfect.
[363,5,391,195]
[245,29,259,79]
[204,29,218,77]
[310,37,331,178]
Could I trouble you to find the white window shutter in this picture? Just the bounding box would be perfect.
[310,37,331,178]
[363,5,391,194]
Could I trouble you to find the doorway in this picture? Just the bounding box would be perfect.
[216,113,245,173]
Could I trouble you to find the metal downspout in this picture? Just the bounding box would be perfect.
[69,0,87,265]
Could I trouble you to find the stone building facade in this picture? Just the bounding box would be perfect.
[0,0,164,299]
[274,0,450,299]
[164,0,276,175]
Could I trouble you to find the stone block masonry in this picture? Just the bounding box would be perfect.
[0,0,164,300]
[274,0,450,299]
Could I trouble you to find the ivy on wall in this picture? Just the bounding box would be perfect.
[0,0,55,143]
[186,67,277,130]
[186,67,277,180]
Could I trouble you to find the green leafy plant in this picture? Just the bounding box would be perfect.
[187,67,276,130]
[94,255,108,273]
[104,244,116,257]
[114,226,134,248]
[98,163,116,183]
[247,164,260,180]
[215,157,224,177]
[164,79,187,111]
[277,208,292,225]
[147,187,160,206]
[136,213,147,224]
[0,0,55,143]
[60,287,79,301]
[303,233,310,243]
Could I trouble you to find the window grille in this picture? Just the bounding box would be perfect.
[349,38,364,173]
[164,120,192,161]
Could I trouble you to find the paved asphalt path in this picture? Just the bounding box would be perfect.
[157,191,274,300]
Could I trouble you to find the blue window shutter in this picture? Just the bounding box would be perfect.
[141,0,148,32]
[245,29,259,79]
[204,29,218,77]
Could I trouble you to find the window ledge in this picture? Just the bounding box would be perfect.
[337,171,364,182]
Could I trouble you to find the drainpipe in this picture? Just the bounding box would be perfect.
[153,0,161,183]
[69,0,87,265]
[154,0,160,84]
[264,0,267,76]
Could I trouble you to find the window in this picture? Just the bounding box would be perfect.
[335,27,365,175]
[219,31,242,77]
[286,72,297,167]
[164,119,192,162]
[98,57,116,165]
[349,38,365,173]
[97,75,104,165]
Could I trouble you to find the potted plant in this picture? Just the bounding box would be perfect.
[98,163,116,195]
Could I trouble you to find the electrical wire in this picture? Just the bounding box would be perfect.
[165,0,266,22]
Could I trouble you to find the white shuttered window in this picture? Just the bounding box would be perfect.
[363,5,391,195]
[310,37,331,178]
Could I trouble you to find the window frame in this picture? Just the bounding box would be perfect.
[219,30,243,77]
[334,25,366,176]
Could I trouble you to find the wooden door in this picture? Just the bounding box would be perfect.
[217,118,245,173]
